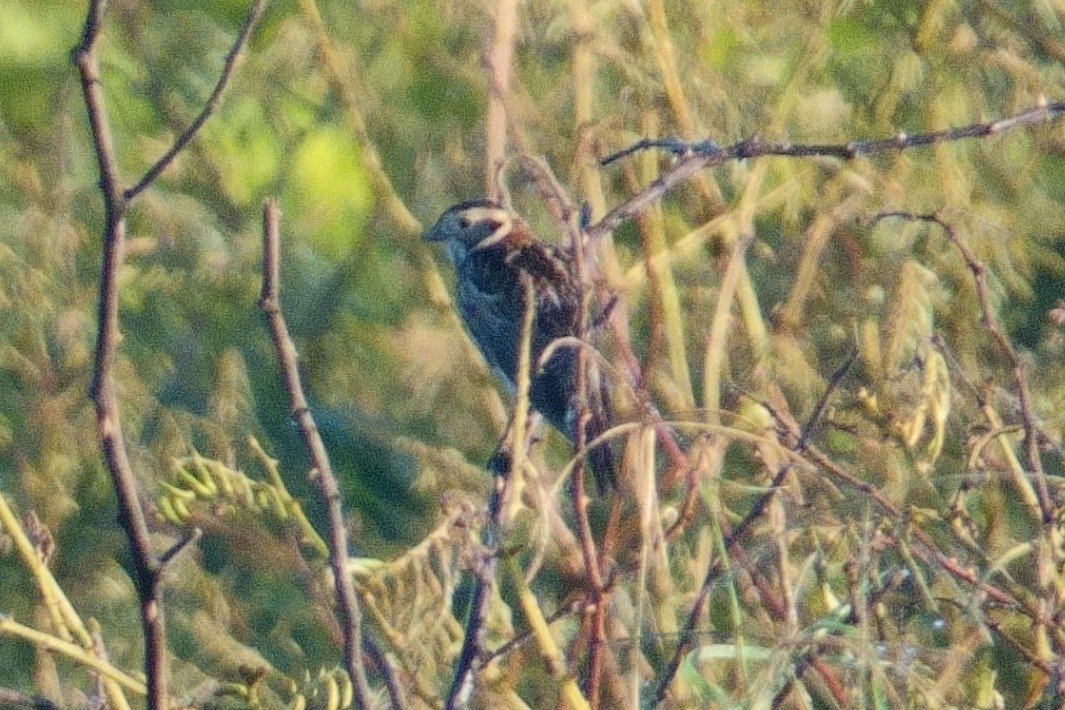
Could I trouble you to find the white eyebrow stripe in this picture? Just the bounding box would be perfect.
[464,207,513,250]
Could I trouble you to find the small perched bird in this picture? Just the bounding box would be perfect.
[424,199,614,492]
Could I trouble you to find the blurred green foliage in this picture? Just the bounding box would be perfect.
[1,0,1064,707]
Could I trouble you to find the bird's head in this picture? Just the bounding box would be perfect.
[423,199,513,263]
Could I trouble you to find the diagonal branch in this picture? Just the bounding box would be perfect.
[258,200,373,708]
[444,473,506,710]
[124,0,267,202]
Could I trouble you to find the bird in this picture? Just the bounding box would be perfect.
[423,199,614,492]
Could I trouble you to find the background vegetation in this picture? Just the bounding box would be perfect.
[1,0,1064,707]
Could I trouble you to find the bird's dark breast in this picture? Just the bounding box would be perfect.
[455,245,578,428]
[461,246,520,298]
[455,247,523,387]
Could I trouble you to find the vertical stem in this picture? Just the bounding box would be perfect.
[485,0,518,195]
[259,201,373,706]
[75,2,169,706]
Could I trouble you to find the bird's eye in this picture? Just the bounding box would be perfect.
[459,217,471,228]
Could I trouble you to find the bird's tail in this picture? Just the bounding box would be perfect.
[580,400,615,495]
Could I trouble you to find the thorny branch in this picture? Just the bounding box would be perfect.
[591,100,1065,240]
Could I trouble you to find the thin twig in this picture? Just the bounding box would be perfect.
[654,349,868,705]
[872,211,1052,523]
[258,200,373,707]
[651,462,792,705]
[798,347,859,451]
[590,149,724,242]
[363,633,408,709]
[444,474,504,709]
[984,618,1058,678]
[569,222,607,704]
[124,0,266,201]
[484,600,582,662]
[701,233,753,427]
[158,528,203,567]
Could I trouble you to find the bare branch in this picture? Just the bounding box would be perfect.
[798,348,859,451]
[652,460,793,705]
[74,0,123,212]
[257,200,374,707]
[601,100,1065,166]
[593,100,1065,239]
[73,1,267,704]
[158,528,203,567]
[446,274,539,708]
[74,0,168,704]
[568,197,607,704]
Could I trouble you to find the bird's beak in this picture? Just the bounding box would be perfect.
[422,220,447,242]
